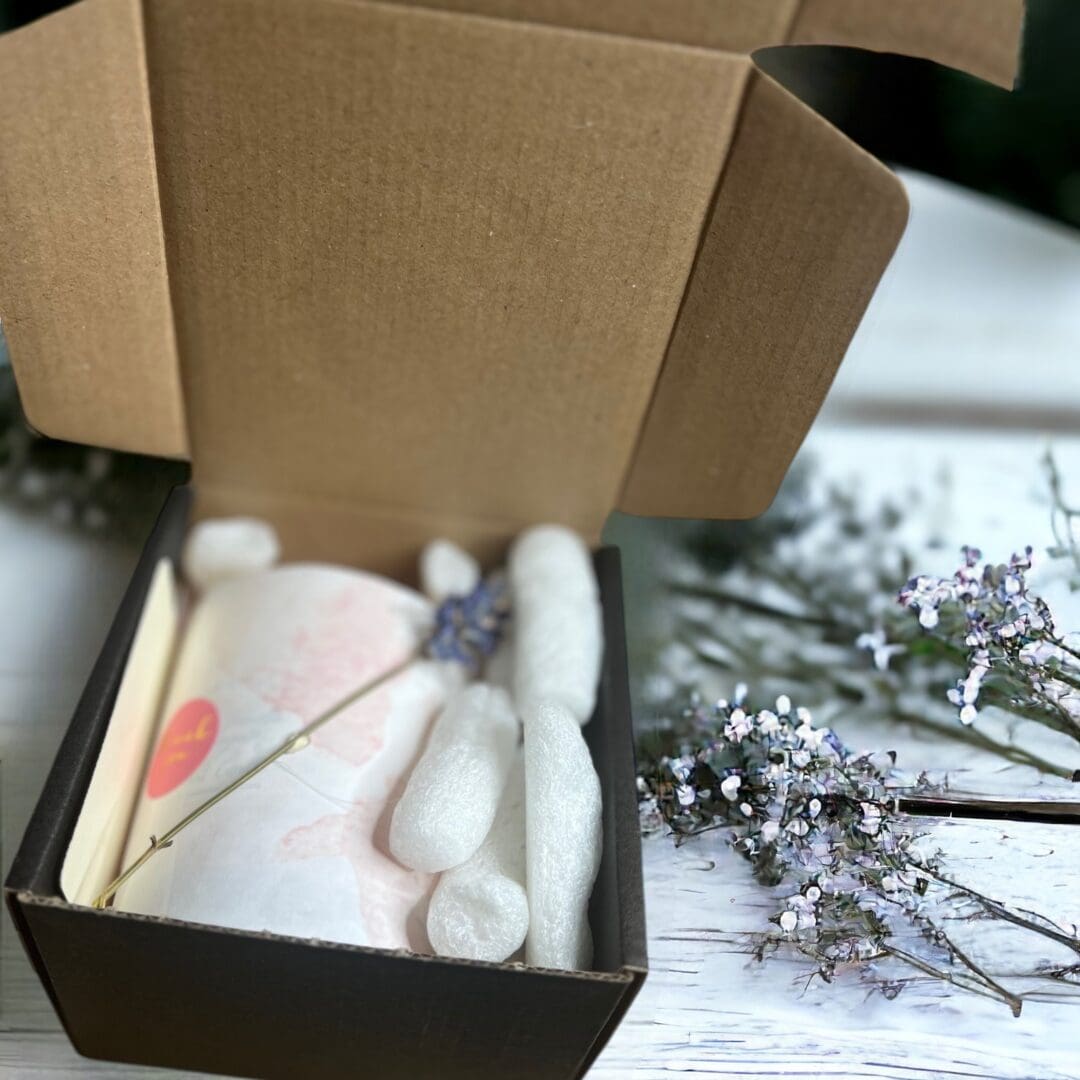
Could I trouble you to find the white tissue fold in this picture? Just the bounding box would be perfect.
[510,525,603,725]
[427,751,528,962]
[182,517,281,592]
[420,539,481,602]
[389,683,519,873]
[524,700,602,971]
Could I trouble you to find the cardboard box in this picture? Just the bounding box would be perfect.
[8,486,647,1078]
[0,1,1021,1076]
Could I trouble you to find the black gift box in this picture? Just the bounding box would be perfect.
[6,487,647,1079]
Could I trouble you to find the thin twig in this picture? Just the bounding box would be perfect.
[881,943,1021,1015]
[92,655,415,909]
[923,869,1080,957]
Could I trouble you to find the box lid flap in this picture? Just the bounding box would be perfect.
[389,0,1023,88]
[618,68,908,519]
[0,0,1018,537]
[0,0,186,459]
[787,0,1023,89]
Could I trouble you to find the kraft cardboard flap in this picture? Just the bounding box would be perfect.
[0,0,1017,537]
[787,0,1024,90]
[618,69,908,519]
[390,1,1024,88]
[0,0,186,459]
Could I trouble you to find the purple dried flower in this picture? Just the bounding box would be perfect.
[425,572,511,672]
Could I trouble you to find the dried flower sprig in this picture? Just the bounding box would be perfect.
[898,546,1080,760]
[644,461,1080,781]
[637,692,1080,1015]
[92,575,510,910]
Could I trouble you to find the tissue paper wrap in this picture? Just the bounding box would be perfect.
[115,564,461,951]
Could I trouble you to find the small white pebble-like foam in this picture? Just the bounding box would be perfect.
[390,683,518,873]
[428,751,527,962]
[182,517,281,593]
[509,525,603,725]
[509,525,598,604]
[514,596,602,723]
[420,539,481,602]
[524,701,602,971]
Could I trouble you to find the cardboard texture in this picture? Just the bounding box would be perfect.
[393,0,1024,87]
[7,489,646,1079]
[0,0,1021,574]
[0,0,184,459]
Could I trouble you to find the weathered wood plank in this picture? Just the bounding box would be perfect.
[594,823,1080,1079]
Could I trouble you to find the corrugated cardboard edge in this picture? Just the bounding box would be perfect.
[0,0,187,459]
[619,68,909,519]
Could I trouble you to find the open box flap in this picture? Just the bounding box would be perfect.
[387,0,1023,88]
[0,0,1020,549]
[787,0,1024,89]
[0,0,185,459]
[618,68,908,519]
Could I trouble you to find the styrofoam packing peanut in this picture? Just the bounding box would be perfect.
[524,701,602,971]
[420,538,481,602]
[181,517,281,593]
[389,683,518,873]
[509,524,603,725]
[513,594,602,725]
[509,525,598,604]
[427,751,527,962]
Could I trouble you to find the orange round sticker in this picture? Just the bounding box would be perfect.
[146,698,219,798]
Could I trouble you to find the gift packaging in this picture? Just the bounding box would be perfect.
[0,0,1021,1076]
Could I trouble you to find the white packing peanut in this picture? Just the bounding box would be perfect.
[181,517,281,593]
[427,751,528,962]
[509,525,603,725]
[389,683,518,873]
[419,538,481,602]
[509,525,598,604]
[524,701,602,971]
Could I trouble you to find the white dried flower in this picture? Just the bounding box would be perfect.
[760,820,781,844]
[720,775,742,801]
[758,711,781,736]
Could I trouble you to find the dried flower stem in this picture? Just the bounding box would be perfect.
[881,942,1022,1017]
[923,868,1080,957]
[92,655,415,910]
[637,693,1080,1014]
[890,707,1074,780]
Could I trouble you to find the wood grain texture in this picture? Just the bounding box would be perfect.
[592,825,1080,1079]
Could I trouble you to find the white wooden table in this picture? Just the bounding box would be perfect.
[3,172,1080,1077]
